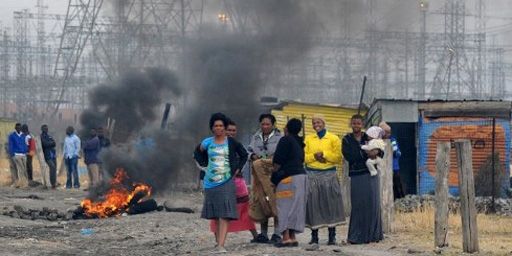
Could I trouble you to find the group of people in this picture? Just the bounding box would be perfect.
[194,112,404,253]
[6,123,111,190]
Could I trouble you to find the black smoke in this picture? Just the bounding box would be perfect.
[83,0,321,193]
[80,67,180,142]
[181,0,320,138]
[79,68,182,194]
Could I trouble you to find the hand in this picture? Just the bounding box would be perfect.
[314,152,325,162]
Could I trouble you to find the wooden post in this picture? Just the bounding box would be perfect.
[435,142,450,248]
[454,140,479,253]
[341,160,351,216]
[380,139,394,233]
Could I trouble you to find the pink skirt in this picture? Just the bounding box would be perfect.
[210,177,255,233]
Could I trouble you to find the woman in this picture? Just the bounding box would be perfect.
[210,119,258,241]
[271,118,308,248]
[247,114,283,244]
[304,115,345,246]
[342,114,383,244]
[194,113,248,253]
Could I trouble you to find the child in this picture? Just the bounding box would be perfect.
[362,139,386,176]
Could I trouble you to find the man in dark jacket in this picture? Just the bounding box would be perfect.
[83,128,101,189]
[41,124,58,189]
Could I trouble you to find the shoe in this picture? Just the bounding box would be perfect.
[274,241,299,248]
[210,246,227,254]
[270,234,282,244]
[251,233,269,244]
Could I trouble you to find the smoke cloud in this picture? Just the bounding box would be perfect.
[83,0,321,193]
[80,67,180,142]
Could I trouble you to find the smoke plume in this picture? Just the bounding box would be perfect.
[80,67,180,142]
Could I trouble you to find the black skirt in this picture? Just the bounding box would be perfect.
[347,172,383,244]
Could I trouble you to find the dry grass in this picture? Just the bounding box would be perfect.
[394,206,512,255]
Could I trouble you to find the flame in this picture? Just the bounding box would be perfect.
[80,168,151,218]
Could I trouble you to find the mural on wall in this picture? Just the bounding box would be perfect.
[418,117,511,196]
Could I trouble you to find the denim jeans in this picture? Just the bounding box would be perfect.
[65,157,80,188]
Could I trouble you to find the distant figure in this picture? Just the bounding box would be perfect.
[272,118,308,248]
[83,128,101,189]
[8,123,28,188]
[63,126,81,189]
[247,114,283,244]
[41,124,58,189]
[304,115,345,246]
[97,127,111,148]
[97,127,111,180]
[342,114,383,244]
[379,122,405,199]
[210,119,258,242]
[194,113,248,254]
[21,124,36,182]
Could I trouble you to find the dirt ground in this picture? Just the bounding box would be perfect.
[0,161,511,256]
[0,186,511,256]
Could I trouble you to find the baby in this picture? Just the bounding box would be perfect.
[362,130,386,176]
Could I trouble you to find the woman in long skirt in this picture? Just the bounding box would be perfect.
[304,115,345,246]
[194,113,248,253]
[341,114,383,244]
[272,118,308,248]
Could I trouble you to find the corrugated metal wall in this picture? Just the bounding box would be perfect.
[271,102,359,138]
[271,102,360,179]
[418,117,511,196]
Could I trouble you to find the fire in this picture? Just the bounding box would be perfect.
[80,168,151,218]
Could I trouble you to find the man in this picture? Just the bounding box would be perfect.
[97,127,111,148]
[96,127,111,180]
[8,123,28,188]
[21,124,35,183]
[379,122,405,199]
[41,124,58,189]
[83,128,101,189]
[63,126,81,189]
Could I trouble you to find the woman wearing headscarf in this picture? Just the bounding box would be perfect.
[247,114,283,244]
[304,114,345,246]
[271,118,308,248]
[342,114,383,244]
[194,113,248,253]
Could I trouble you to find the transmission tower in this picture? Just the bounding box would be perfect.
[50,0,104,116]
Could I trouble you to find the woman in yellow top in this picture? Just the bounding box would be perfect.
[304,115,346,248]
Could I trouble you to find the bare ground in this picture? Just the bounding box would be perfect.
[0,186,511,256]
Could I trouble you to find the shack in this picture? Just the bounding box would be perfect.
[366,99,511,196]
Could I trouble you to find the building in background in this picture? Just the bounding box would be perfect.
[367,99,511,196]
